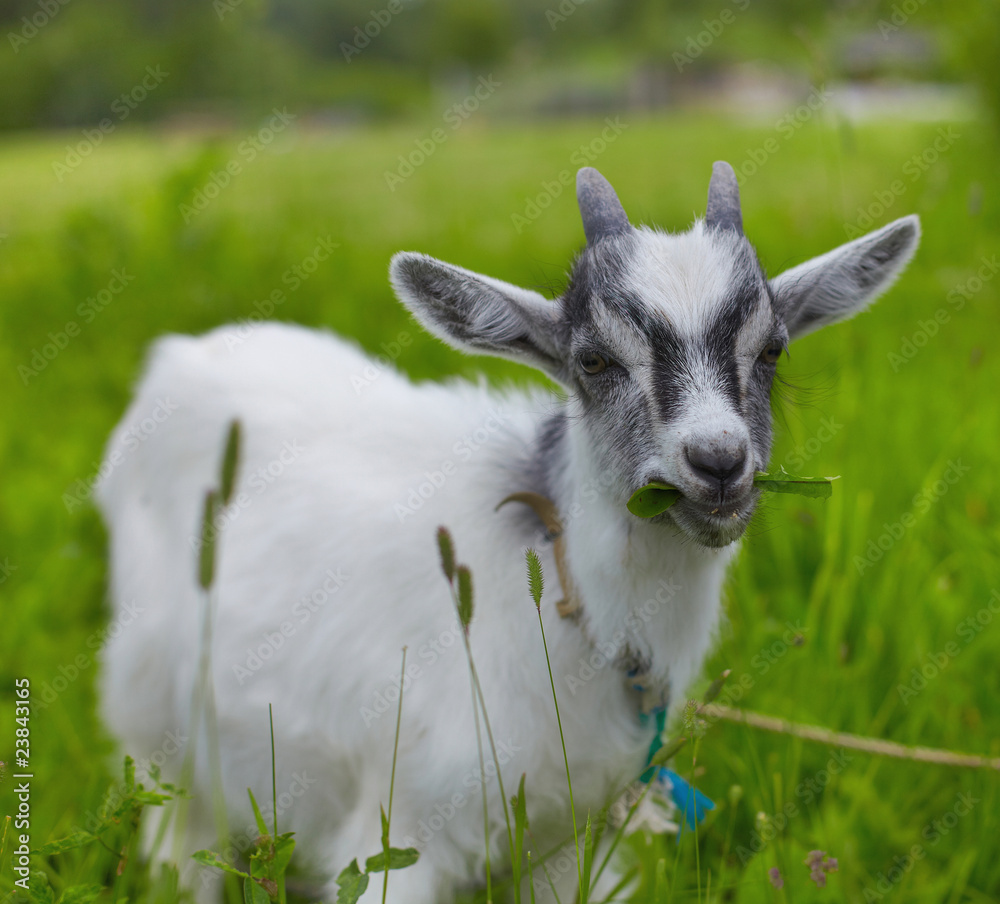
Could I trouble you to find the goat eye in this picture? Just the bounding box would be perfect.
[579,352,608,375]
[760,342,783,365]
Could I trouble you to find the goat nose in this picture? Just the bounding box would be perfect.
[685,444,747,483]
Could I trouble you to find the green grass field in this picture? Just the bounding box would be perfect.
[1,110,998,903]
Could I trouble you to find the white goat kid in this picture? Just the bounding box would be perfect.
[98,162,919,903]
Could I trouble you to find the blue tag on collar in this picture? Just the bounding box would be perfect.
[640,709,715,832]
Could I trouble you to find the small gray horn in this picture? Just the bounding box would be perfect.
[577,167,630,245]
[705,161,743,235]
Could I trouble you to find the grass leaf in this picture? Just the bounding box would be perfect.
[220,420,242,505]
[456,565,473,628]
[627,471,837,519]
[581,812,594,902]
[244,878,271,904]
[247,788,269,838]
[754,468,837,498]
[32,831,96,856]
[198,490,220,589]
[647,735,689,770]
[511,774,527,886]
[702,669,731,705]
[192,851,251,880]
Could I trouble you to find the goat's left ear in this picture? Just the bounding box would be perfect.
[390,252,566,375]
[771,215,920,341]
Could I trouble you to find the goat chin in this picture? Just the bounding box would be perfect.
[97,321,732,904]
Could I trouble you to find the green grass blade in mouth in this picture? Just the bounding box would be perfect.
[753,468,837,499]
[627,470,837,518]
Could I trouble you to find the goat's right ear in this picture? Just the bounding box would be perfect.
[771,215,920,341]
[389,252,567,375]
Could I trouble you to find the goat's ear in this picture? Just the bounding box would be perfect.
[389,252,566,374]
[771,215,920,341]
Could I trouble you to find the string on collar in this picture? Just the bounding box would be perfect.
[496,491,580,618]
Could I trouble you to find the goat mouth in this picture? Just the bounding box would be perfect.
[667,494,758,548]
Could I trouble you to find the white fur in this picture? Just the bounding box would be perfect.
[98,323,728,902]
[98,189,919,902]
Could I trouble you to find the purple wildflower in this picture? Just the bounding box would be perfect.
[768,866,784,889]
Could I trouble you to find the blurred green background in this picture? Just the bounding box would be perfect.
[1,1,999,902]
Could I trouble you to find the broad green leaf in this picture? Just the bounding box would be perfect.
[525,549,544,609]
[220,420,242,505]
[57,886,103,904]
[191,850,251,879]
[335,860,369,904]
[247,788,269,838]
[28,873,54,904]
[626,483,682,518]
[364,847,420,873]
